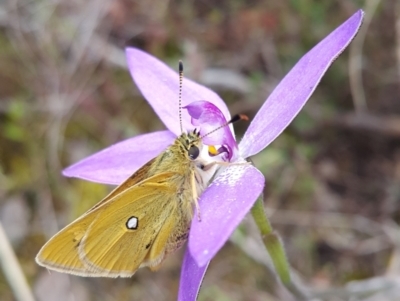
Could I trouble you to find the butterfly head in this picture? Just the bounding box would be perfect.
[177,129,203,161]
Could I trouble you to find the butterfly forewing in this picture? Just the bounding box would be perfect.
[85,157,158,214]
[36,206,103,276]
[36,172,183,277]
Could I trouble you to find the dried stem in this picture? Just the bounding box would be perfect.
[348,0,381,113]
[0,222,35,301]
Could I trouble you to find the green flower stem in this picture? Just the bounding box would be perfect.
[250,195,273,235]
[250,195,290,284]
[251,195,310,300]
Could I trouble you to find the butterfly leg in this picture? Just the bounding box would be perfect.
[191,170,201,221]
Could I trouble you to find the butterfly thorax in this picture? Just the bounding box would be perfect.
[152,130,221,217]
[151,130,215,205]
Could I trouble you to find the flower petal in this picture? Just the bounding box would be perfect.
[185,100,237,160]
[239,10,364,157]
[125,48,231,136]
[178,249,209,301]
[63,131,175,185]
[189,164,265,266]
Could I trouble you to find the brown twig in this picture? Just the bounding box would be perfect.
[323,112,400,137]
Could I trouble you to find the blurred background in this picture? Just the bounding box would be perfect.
[0,0,399,300]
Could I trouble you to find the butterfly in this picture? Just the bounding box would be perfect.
[36,61,245,277]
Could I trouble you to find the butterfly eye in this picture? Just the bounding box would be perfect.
[188,145,199,159]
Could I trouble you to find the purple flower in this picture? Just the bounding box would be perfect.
[63,10,363,301]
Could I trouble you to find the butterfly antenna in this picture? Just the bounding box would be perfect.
[178,60,184,134]
[200,114,249,140]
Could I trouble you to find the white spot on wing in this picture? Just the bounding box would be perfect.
[127,216,138,229]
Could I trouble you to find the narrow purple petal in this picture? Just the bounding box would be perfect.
[125,48,231,136]
[63,131,175,185]
[178,249,209,301]
[189,164,265,266]
[185,100,237,160]
[239,10,364,157]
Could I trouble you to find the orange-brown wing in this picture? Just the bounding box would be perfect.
[35,206,100,276]
[36,172,179,277]
[86,157,157,213]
